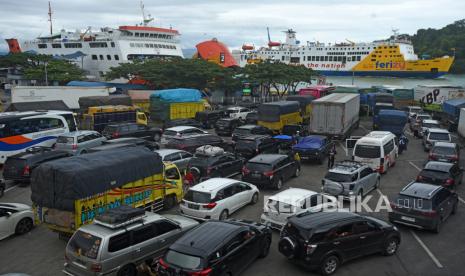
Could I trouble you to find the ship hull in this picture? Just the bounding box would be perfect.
[316,70,448,78]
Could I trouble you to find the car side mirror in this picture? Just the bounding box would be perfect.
[5,211,12,217]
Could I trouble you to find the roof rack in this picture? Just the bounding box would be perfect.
[94,205,146,229]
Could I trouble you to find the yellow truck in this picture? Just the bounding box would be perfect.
[80,105,148,132]
[128,90,152,114]
[257,101,303,133]
[31,147,184,236]
[286,95,314,122]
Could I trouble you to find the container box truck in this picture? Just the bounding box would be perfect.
[286,95,314,122]
[310,93,360,138]
[257,101,302,133]
[11,86,114,110]
[457,108,465,139]
[79,105,148,132]
[31,147,183,236]
[414,85,465,114]
[375,109,408,136]
[442,98,465,131]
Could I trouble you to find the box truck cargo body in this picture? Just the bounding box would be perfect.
[310,93,360,138]
[12,86,113,109]
[414,85,465,112]
[458,108,465,139]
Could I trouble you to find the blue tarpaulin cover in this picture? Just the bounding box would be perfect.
[293,136,324,150]
[273,135,293,140]
[150,88,201,102]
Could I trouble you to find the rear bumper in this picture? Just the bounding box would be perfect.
[260,214,285,230]
[295,150,323,160]
[388,212,436,230]
[242,175,274,187]
[179,205,220,220]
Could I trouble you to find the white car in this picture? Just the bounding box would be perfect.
[227,107,252,120]
[180,178,259,220]
[0,203,34,240]
[161,126,207,144]
[260,188,338,230]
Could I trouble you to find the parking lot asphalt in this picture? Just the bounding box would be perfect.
[1,118,465,276]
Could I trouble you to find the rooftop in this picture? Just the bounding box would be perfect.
[400,182,442,199]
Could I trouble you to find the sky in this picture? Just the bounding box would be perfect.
[0,0,464,52]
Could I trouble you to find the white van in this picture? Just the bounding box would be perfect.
[353,131,398,173]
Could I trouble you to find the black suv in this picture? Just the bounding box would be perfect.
[242,154,300,190]
[164,118,204,129]
[102,123,163,141]
[245,111,258,124]
[215,118,242,136]
[235,135,278,159]
[157,220,272,276]
[389,182,458,233]
[282,124,309,136]
[188,151,245,181]
[166,134,231,153]
[279,212,400,275]
[88,137,159,153]
[3,147,70,182]
[195,110,224,129]
[417,161,463,189]
[232,124,273,141]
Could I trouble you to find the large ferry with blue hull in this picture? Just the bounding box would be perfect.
[233,29,454,78]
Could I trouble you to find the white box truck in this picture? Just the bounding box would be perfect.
[310,93,360,139]
[457,108,465,139]
[12,86,114,109]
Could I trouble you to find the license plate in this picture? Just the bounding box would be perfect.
[438,159,447,162]
[252,173,261,178]
[188,203,199,210]
[401,216,415,222]
[301,156,309,160]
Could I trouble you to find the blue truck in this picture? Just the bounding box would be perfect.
[442,98,465,131]
[375,109,408,136]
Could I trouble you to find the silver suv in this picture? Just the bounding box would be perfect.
[55,130,107,155]
[322,161,380,199]
[63,206,198,276]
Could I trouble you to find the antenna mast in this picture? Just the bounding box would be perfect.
[48,1,53,35]
[140,1,153,26]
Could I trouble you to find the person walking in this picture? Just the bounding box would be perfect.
[328,143,337,169]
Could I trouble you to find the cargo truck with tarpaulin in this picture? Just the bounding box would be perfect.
[442,98,465,131]
[414,85,465,116]
[375,110,408,136]
[150,88,205,125]
[257,101,302,133]
[310,93,360,139]
[286,95,314,122]
[30,147,183,236]
[79,105,148,132]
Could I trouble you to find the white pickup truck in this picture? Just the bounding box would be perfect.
[227,106,252,120]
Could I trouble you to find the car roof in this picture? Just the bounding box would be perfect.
[400,182,442,199]
[189,178,238,193]
[268,188,318,205]
[227,106,246,110]
[237,124,259,130]
[422,119,439,124]
[424,161,453,172]
[248,154,287,164]
[329,161,365,174]
[166,126,200,132]
[237,135,269,141]
[171,133,213,140]
[428,128,450,134]
[105,137,142,143]
[106,122,137,127]
[433,142,456,148]
[289,211,361,230]
[59,130,97,137]
[155,149,184,156]
[169,221,249,257]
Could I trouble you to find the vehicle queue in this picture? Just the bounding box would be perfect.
[0,87,463,276]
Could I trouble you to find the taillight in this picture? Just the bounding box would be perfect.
[203,202,217,209]
[379,165,384,173]
[206,166,213,175]
[23,165,30,176]
[389,202,398,210]
[90,263,102,272]
[421,210,437,217]
[445,178,454,186]
[428,153,436,160]
[158,258,169,269]
[112,132,119,138]
[305,244,318,255]
[72,144,78,150]
[451,155,459,161]
[263,170,274,177]
[242,166,250,175]
[416,175,424,181]
[188,268,212,276]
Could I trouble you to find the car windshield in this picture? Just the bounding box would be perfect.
[67,230,102,259]
[429,132,449,141]
[102,126,118,133]
[56,136,74,144]
[395,195,432,210]
[165,250,203,270]
[268,199,296,213]
[163,130,178,137]
[354,145,381,158]
[432,146,456,155]
[216,120,230,126]
[417,115,431,121]
[184,190,211,203]
[410,107,422,113]
[234,128,252,135]
[236,139,256,149]
[246,162,272,171]
[420,169,449,179]
[325,172,355,183]
[422,123,439,129]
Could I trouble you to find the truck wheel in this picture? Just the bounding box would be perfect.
[117,264,136,276]
[163,195,177,210]
[15,218,33,235]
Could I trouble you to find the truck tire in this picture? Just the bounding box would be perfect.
[163,195,177,210]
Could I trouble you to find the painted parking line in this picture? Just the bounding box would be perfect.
[4,184,18,193]
[408,161,422,172]
[410,230,444,269]
[459,197,465,205]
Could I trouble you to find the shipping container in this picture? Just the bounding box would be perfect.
[310,93,360,138]
[150,100,205,122]
[414,85,465,112]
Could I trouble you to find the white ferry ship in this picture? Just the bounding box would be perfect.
[6,3,183,80]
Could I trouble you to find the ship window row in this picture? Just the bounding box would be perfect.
[305,56,361,62]
[316,47,373,51]
[92,54,120,61]
[37,42,116,49]
[129,42,176,49]
[132,32,173,40]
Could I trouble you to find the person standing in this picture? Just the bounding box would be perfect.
[328,143,337,169]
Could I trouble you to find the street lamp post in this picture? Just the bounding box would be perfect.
[44,62,48,86]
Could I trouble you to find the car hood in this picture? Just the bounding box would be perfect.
[163,214,199,229]
[0,203,32,211]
